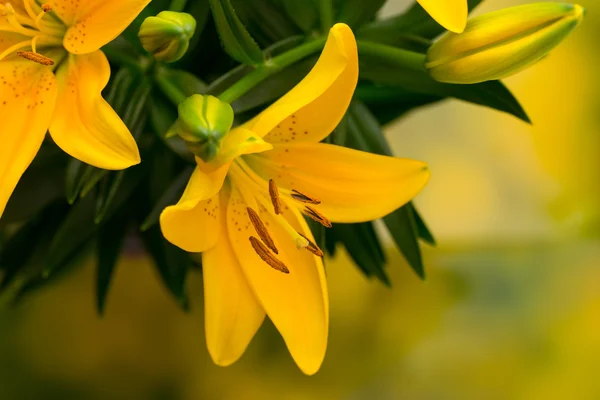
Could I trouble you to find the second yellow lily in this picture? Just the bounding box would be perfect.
[160,23,430,375]
[0,0,151,218]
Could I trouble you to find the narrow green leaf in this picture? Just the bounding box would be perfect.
[383,205,425,280]
[140,166,194,231]
[333,222,390,286]
[281,0,318,32]
[357,41,531,123]
[45,163,148,276]
[141,226,191,310]
[356,83,443,125]
[65,160,93,204]
[2,146,66,223]
[412,204,436,246]
[337,0,387,29]
[96,209,130,315]
[231,0,301,44]
[209,0,265,65]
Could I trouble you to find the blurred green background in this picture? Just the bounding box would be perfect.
[1,0,599,398]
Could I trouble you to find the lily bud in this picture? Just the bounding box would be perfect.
[176,95,234,162]
[139,11,196,63]
[426,3,585,84]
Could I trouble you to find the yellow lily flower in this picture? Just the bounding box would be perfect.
[0,0,150,217]
[418,0,468,33]
[160,24,430,374]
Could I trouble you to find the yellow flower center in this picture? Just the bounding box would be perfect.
[229,157,329,273]
[0,1,66,64]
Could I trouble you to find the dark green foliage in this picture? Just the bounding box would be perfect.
[0,0,533,305]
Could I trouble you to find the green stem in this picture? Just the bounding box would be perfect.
[356,40,427,72]
[319,0,334,33]
[218,38,327,104]
[169,0,188,12]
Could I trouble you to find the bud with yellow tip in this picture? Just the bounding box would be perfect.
[175,95,234,162]
[426,3,585,84]
[139,11,196,63]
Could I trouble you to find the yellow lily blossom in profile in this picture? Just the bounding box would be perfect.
[160,24,430,375]
[0,0,151,217]
[418,0,467,33]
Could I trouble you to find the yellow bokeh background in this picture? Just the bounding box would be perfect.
[1,1,599,399]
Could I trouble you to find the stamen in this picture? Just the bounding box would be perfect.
[35,3,52,29]
[268,179,282,215]
[291,189,321,205]
[303,206,332,228]
[16,51,54,65]
[297,232,324,257]
[246,207,278,255]
[249,237,289,274]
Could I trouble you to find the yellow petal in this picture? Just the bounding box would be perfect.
[51,0,152,54]
[203,187,266,366]
[241,23,358,144]
[417,0,468,33]
[226,186,328,375]
[159,163,229,252]
[0,60,57,217]
[49,51,140,170]
[247,143,430,223]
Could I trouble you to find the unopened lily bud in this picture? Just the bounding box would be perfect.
[139,11,196,63]
[176,95,234,162]
[426,3,585,84]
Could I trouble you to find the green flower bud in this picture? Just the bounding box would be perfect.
[426,3,585,84]
[139,11,196,63]
[176,95,234,162]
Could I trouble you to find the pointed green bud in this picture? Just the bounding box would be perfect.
[139,11,196,63]
[176,95,234,162]
[426,3,585,84]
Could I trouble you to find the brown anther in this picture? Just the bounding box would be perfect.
[246,207,278,254]
[16,51,54,66]
[41,4,53,12]
[291,189,321,205]
[249,237,289,274]
[269,179,282,215]
[298,232,324,257]
[303,206,332,228]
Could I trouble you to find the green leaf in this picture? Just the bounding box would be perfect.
[281,0,318,32]
[44,193,97,278]
[357,41,531,123]
[141,226,191,310]
[45,163,148,277]
[358,0,484,41]
[332,222,390,286]
[209,0,265,65]
[1,145,66,223]
[383,205,425,280]
[412,204,436,246]
[141,166,194,231]
[96,209,130,315]
[356,83,443,125]
[337,0,387,29]
[231,0,301,44]
[155,65,208,105]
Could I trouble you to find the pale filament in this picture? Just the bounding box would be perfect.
[0,2,64,62]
